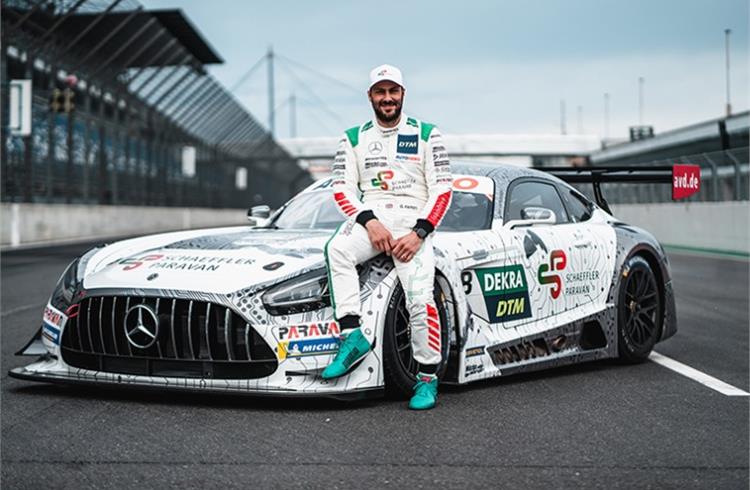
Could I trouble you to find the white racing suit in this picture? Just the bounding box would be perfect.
[324,115,452,366]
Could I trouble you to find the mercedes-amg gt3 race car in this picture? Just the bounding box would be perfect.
[11,163,697,399]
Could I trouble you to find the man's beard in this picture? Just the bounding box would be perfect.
[372,100,402,123]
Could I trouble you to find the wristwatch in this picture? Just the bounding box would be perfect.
[412,227,428,240]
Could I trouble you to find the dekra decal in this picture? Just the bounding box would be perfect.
[474,265,532,322]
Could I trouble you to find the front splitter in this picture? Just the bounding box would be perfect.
[8,367,384,402]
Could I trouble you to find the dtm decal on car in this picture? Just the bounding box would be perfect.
[538,249,567,299]
[475,265,532,323]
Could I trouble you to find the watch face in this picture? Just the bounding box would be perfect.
[415,228,427,239]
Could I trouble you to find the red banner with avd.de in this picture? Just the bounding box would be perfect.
[672,164,701,200]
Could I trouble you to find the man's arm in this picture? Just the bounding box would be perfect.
[392,125,452,262]
[331,132,393,253]
[414,125,453,236]
[331,134,377,226]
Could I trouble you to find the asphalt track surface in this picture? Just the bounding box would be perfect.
[1,241,748,489]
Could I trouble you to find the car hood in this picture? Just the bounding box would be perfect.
[82,227,333,295]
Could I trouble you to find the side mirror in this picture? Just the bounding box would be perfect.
[249,205,271,218]
[247,205,271,227]
[521,207,554,221]
[504,207,556,229]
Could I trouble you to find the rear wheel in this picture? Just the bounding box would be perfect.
[382,278,451,399]
[617,255,662,363]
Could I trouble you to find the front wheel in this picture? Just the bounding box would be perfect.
[382,278,451,399]
[617,255,662,363]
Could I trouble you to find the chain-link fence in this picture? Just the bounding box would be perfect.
[572,147,749,205]
[2,0,311,209]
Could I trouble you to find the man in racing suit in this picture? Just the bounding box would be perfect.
[322,64,452,410]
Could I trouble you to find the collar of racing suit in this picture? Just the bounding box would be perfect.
[374,115,407,137]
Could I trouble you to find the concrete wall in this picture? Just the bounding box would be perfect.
[612,201,749,255]
[2,202,748,255]
[1,203,248,248]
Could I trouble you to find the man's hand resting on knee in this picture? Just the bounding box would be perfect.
[391,232,423,263]
[365,220,394,255]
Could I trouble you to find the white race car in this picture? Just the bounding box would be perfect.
[11,163,683,399]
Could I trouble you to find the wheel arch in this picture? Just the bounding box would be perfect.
[610,223,675,340]
[615,244,668,346]
[434,268,463,380]
[630,245,665,309]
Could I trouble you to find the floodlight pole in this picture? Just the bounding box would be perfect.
[267,45,275,137]
[560,100,567,135]
[603,93,610,141]
[290,93,296,138]
[638,76,644,125]
[725,28,732,117]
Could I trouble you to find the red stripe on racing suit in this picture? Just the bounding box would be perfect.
[416,126,453,232]
[331,135,371,220]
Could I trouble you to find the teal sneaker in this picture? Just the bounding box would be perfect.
[321,328,372,379]
[409,374,438,410]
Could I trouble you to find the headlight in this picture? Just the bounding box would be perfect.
[49,258,82,311]
[262,268,330,316]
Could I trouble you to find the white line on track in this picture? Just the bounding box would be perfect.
[1,303,45,318]
[649,351,750,397]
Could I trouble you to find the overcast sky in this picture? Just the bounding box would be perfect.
[143,0,749,139]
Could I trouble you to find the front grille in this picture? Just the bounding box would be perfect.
[61,296,277,379]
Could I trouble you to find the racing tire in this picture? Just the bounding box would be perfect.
[382,277,451,399]
[617,255,663,363]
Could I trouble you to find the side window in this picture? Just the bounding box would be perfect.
[563,189,593,222]
[506,181,570,224]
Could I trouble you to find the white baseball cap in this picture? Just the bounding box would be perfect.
[369,64,405,90]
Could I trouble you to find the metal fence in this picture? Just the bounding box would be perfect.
[1,0,310,209]
[575,147,749,205]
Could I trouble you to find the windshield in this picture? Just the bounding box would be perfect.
[271,190,493,232]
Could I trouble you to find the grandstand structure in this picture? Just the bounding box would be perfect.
[1,0,309,209]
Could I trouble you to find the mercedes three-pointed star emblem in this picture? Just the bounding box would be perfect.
[124,304,160,349]
[368,141,383,155]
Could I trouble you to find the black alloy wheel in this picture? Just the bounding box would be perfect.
[617,255,662,363]
[382,277,452,398]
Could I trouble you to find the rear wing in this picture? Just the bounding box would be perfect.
[542,164,701,214]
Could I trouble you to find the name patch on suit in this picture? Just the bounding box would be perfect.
[397,134,418,154]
